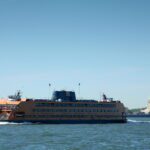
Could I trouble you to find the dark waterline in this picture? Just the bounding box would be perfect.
[0,118,150,150]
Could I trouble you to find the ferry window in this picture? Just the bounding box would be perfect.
[50,103,54,106]
[32,109,36,112]
[61,104,65,107]
[72,104,76,107]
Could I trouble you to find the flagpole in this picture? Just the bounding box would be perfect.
[49,83,51,100]
[78,83,80,100]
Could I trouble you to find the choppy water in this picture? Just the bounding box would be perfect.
[0,118,150,150]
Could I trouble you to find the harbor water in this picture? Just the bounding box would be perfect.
[0,118,150,150]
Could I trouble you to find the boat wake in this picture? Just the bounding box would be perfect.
[1,120,150,125]
[0,121,33,125]
[128,119,150,123]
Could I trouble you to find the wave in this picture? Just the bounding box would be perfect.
[128,119,150,123]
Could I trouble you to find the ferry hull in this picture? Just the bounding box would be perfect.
[1,119,127,124]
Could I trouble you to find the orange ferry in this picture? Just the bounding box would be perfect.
[0,90,127,123]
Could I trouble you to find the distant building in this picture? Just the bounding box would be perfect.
[141,100,150,114]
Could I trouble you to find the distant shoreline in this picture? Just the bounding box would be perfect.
[127,115,150,117]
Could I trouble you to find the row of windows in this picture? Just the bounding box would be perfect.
[35,103,116,108]
[0,104,16,107]
[25,115,121,118]
[32,109,119,113]
[0,105,16,109]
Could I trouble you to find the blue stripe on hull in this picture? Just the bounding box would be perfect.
[6,119,127,124]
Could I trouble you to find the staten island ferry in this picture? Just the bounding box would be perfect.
[0,90,127,123]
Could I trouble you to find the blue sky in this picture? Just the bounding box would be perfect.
[0,0,150,108]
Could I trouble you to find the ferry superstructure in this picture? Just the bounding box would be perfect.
[0,90,127,123]
[0,91,26,120]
